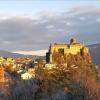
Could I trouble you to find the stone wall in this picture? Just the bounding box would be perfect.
[46,39,90,63]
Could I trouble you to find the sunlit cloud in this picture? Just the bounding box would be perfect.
[13,50,48,56]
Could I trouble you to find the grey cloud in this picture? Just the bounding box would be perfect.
[0,6,100,51]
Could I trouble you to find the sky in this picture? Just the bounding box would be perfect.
[0,1,100,16]
[0,0,100,54]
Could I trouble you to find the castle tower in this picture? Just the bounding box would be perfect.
[70,38,77,44]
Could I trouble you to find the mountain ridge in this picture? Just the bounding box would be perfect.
[88,43,100,66]
[0,50,44,60]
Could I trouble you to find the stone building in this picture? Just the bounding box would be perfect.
[46,38,89,63]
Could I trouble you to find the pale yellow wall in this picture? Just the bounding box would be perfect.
[65,48,80,54]
[82,47,89,54]
[49,43,87,63]
[51,44,83,54]
[50,45,67,53]
[65,45,84,54]
[50,54,53,63]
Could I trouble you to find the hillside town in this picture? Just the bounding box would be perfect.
[0,38,99,100]
[0,39,91,80]
[0,38,98,81]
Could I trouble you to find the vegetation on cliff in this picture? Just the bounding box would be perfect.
[0,52,100,100]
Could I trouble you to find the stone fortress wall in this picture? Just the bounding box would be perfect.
[46,38,89,63]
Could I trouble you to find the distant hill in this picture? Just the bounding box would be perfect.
[88,43,100,66]
[0,50,44,60]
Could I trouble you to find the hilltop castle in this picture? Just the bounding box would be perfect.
[46,38,89,63]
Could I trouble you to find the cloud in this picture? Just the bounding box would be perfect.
[96,18,100,23]
[0,6,100,51]
[46,25,54,29]
[66,6,100,17]
[13,50,47,56]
